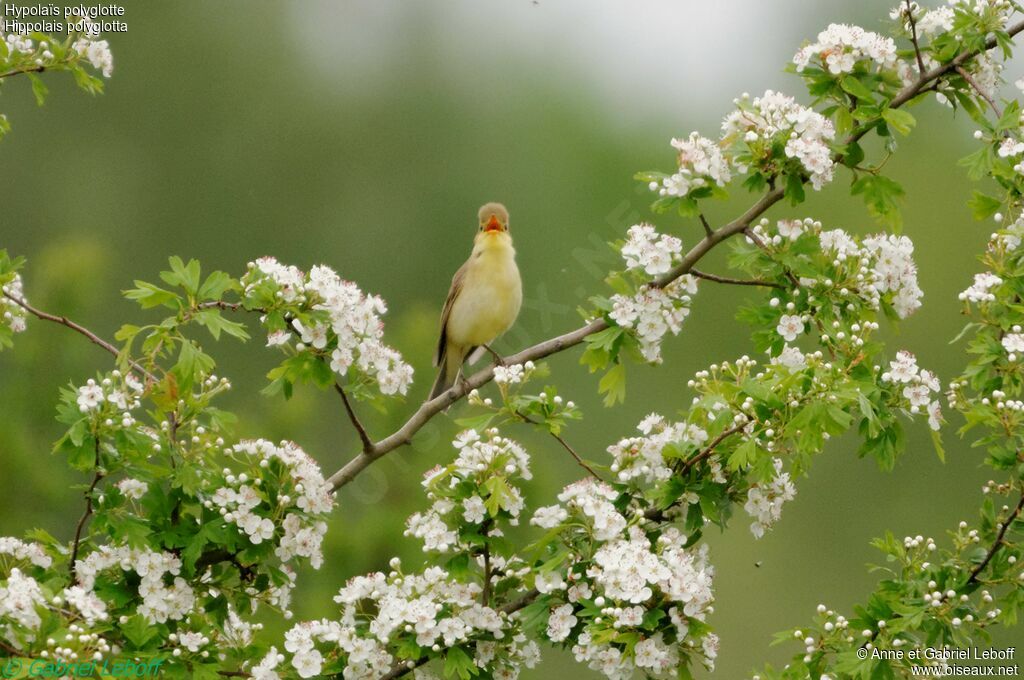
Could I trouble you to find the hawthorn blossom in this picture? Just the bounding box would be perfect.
[744,458,797,538]
[71,36,113,77]
[620,224,683,276]
[776,314,805,342]
[793,23,897,74]
[0,273,28,334]
[722,90,836,190]
[76,380,105,412]
[606,414,708,485]
[610,275,698,363]
[243,259,413,396]
[960,272,1003,303]
[653,133,732,199]
[494,363,525,385]
[117,478,148,500]
[547,603,577,642]
[0,537,52,568]
[1002,333,1024,354]
[0,568,46,632]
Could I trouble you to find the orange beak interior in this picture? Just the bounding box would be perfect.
[485,215,503,232]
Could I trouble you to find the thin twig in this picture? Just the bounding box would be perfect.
[905,0,927,75]
[514,411,603,480]
[334,383,375,453]
[69,438,103,578]
[2,291,156,382]
[956,65,1002,117]
[699,213,714,237]
[967,490,1024,584]
[682,421,748,472]
[690,269,783,288]
[0,64,45,80]
[197,300,246,311]
[0,638,22,655]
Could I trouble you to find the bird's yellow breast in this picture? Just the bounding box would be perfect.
[447,233,522,347]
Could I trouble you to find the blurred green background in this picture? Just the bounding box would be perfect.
[0,1,1018,676]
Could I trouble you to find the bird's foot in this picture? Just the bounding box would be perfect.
[483,344,507,367]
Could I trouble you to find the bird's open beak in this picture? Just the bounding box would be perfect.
[484,215,503,233]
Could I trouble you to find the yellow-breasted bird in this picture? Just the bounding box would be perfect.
[429,202,523,401]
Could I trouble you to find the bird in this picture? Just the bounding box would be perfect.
[429,202,523,402]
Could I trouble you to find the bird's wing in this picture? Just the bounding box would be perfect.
[435,261,468,366]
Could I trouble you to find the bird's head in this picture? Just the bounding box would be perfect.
[478,202,510,235]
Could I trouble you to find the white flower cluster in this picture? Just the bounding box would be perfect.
[606,413,709,485]
[245,258,413,396]
[493,360,537,386]
[881,351,943,430]
[793,23,898,75]
[71,35,113,77]
[0,568,47,634]
[751,218,924,324]
[407,430,531,552]
[207,439,333,568]
[0,273,28,334]
[609,275,698,363]
[532,479,718,676]
[862,234,924,318]
[620,224,683,277]
[116,478,148,500]
[891,3,955,37]
[278,562,539,679]
[1001,326,1024,361]
[959,272,1003,303]
[743,458,797,538]
[74,370,144,431]
[75,545,195,624]
[0,537,52,568]
[723,90,836,190]
[652,133,732,199]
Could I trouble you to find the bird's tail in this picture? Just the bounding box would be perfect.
[429,350,464,403]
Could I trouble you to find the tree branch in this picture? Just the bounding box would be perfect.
[0,64,46,80]
[905,0,927,75]
[699,213,713,237]
[312,18,1024,495]
[956,65,1002,117]
[69,438,103,578]
[334,383,375,453]
[2,291,156,382]
[966,489,1024,585]
[690,268,784,288]
[515,411,604,481]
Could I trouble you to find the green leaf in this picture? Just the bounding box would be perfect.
[598,363,626,407]
[121,614,159,649]
[197,271,235,301]
[839,75,876,101]
[727,438,758,472]
[26,72,48,106]
[851,174,904,228]
[194,309,250,341]
[784,173,806,206]
[967,191,1002,221]
[123,281,179,309]
[443,646,476,680]
[881,108,916,136]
